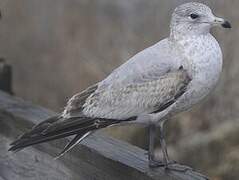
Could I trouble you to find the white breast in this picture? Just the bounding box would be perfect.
[171,34,223,112]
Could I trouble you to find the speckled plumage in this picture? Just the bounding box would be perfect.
[82,69,191,120]
[9,2,230,158]
[63,3,224,125]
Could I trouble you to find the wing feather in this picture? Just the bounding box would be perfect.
[9,40,191,154]
[64,68,191,120]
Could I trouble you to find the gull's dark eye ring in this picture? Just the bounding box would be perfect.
[190,13,199,19]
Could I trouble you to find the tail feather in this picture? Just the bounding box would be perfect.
[8,115,121,153]
[55,131,92,159]
[9,125,91,151]
[42,116,92,135]
[10,116,60,146]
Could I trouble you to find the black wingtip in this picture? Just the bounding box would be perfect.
[8,141,20,151]
[8,139,25,152]
[8,147,14,151]
[8,145,21,152]
[10,139,20,146]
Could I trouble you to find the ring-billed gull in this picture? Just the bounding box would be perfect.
[9,2,231,170]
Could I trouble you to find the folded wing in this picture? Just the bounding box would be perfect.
[9,68,191,155]
[65,68,191,120]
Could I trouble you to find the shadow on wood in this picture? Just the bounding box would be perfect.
[0,91,208,180]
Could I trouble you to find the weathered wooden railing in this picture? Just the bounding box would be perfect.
[0,61,208,180]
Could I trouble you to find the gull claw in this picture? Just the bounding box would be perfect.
[149,160,192,172]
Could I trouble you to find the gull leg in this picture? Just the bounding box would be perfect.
[158,123,170,165]
[158,123,193,172]
[148,122,193,172]
[148,124,164,167]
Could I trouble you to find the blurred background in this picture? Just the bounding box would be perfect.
[0,0,238,179]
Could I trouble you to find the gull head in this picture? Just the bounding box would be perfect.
[170,2,231,39]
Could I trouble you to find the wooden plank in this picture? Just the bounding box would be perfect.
[0,91,208,180]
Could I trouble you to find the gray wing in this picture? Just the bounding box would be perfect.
[62,39,187,120]
[9,68,190,154]
[63,68,191,120]
[99,39,175,88]
[9,69,190,153]
[9,40,190,155]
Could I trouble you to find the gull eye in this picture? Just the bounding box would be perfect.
[190,13,199,19]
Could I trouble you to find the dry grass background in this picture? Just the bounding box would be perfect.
[0,0,238,179]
